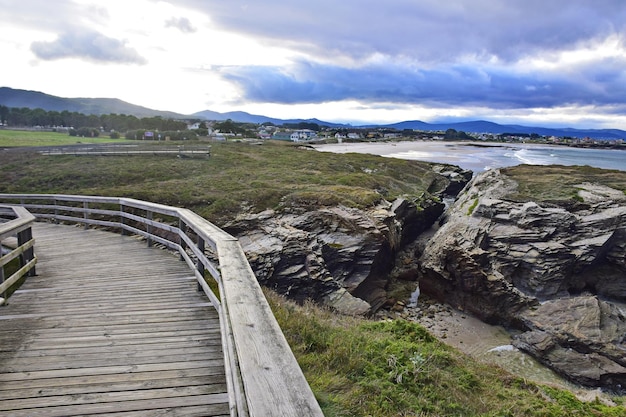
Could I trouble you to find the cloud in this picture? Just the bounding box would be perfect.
[165,17,196,33]
[217,56,626,109]
[30,29,147,64]
[176,0,626,63]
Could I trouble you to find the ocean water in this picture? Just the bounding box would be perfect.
[314,141,626,173]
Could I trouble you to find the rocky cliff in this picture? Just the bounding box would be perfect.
[223,164,471,315]
[419,166,626,390]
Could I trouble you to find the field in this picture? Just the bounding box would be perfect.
[0,129,122,147]
[0,137,447,224]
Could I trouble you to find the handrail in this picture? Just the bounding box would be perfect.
[0,193,323,417]
[0,205,37,304]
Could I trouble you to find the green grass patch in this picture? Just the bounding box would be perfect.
[266,290,626,416]
[0,141,450,224]
[467,198,479,215]
[0,129,123,147]
[502,165,626,205]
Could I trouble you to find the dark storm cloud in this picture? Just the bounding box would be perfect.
[165,17,197,33]
[31,29,147,64]
[174,0,626,110]
[218,57,626,109]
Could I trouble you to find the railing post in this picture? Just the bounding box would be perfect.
[0,239,5,301]
[120,203,126,236]
[53,198,59,224]
[146,210,153,247]
[196,235,205,292]
[179,219,187,261]
[83,201,89,230]
[17,227,36,277]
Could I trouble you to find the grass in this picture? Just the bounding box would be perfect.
[0,129,122,147]
[501,165,626,205]
[266,291,626,416]
[0,139,449,224]
[467,198,479,215]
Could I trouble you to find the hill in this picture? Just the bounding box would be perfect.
[192,109,346,127]
[0,87,186,119]
[383,119,626,140]
[2,86,626,139]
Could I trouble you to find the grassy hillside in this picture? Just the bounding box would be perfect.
[266,291,624,416]
[0,139,447,224]
[2,136,625,416]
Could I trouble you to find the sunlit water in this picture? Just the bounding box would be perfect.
[314,141,626,173]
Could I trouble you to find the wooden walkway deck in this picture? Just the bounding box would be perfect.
[0,223,229,416]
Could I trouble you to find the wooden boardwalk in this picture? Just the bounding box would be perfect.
[0,223,229,416]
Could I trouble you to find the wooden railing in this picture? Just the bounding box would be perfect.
[0,194,323,417]
[39,145,211,157]
[0,204,37,305]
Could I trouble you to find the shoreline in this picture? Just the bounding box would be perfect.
[313,140,626,173]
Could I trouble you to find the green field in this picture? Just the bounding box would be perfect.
[0,129,124,147]
[0,138,446,224]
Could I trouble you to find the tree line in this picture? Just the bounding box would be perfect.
[0,105,188,133]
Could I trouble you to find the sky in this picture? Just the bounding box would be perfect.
[1,0,626,129]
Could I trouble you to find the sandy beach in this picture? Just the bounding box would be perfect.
[314,140,626,173]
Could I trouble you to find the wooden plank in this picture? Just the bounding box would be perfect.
[0,374,226,401]
[0,365,225,394]
[218,239,324,417]
[0,393,230,417]
[0,223,228,416]
[0,205,35,240]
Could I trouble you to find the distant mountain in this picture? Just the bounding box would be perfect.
[383,120,626,140]
[0,87,186,119]
[192,109,347,127]
[2,87,625,139]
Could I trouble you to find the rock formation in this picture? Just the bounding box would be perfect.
[223,165,470,315]
[419,167,626,389]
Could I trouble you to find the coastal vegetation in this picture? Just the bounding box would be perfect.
[0,138,444,224]
[502,164,626,204]
[267,292,624,416]
[1,132,625,416]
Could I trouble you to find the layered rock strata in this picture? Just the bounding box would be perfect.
[223,165,471,315]
[419,168,626,389]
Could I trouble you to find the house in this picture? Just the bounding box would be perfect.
[271,131,295,141]
[272,130,317,142]
[295,129,318,140]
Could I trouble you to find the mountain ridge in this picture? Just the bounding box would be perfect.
[1,87,625,139]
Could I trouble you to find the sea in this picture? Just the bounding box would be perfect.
[313,141,626,173]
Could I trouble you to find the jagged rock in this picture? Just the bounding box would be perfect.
[513,296,626,390]
[419,168,626,389]
[322,288,371,315]
[430,164,474,196]
[224,194,449,313]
